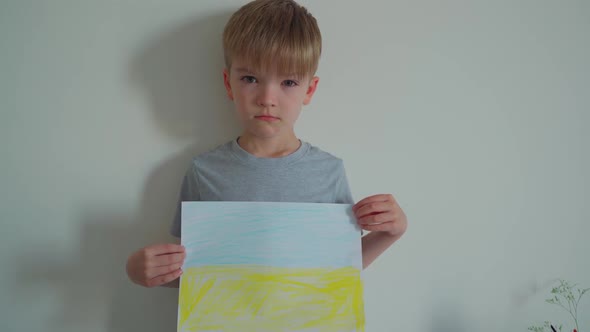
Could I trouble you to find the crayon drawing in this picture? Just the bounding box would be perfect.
[178,201,364,332]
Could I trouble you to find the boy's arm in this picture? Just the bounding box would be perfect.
[361,232,402,269]
[353,194,408,269]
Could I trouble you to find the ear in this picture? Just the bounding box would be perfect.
[223,68,234,100]
[303,76,319,105]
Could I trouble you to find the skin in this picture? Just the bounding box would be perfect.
[222,59,318,158]
[125,59,408,288]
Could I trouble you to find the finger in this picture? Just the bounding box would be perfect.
[149,252,186,268]
[146,262,184,279]
[146,268,183,288]
[145,244,185,257]
[355,201,393,218]
[353,194,395,212]
[358,212,396,225]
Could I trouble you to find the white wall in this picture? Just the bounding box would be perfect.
[1,1,588,331]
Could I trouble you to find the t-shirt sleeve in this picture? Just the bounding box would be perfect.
[170,163,201,238]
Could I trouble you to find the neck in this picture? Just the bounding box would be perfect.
[237,134,301,158]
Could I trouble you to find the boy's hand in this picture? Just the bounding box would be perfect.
[126,244,185,288]
[352,194,407,238]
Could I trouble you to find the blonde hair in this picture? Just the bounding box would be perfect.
[222,0,322,78]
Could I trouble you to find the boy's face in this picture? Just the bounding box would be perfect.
[223,59,319,142]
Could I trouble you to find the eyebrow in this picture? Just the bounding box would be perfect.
[232,68,306,81]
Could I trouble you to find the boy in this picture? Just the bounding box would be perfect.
[126,0,407,289]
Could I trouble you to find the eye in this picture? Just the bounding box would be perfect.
[283,79,299,87]
[241,76,257,84]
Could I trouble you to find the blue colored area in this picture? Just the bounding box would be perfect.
[181,201,362,269]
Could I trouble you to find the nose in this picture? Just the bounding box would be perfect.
[257,84,277,108]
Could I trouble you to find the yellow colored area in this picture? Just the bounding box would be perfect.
[178,265,364,332]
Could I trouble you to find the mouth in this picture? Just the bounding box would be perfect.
[255,115,280,122]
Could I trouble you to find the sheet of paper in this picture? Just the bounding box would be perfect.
[178,201,364,332]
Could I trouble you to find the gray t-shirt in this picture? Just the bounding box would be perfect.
[170,138,355,237]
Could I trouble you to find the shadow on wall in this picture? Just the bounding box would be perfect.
[129,9,239,143]
[15,10,240,332]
